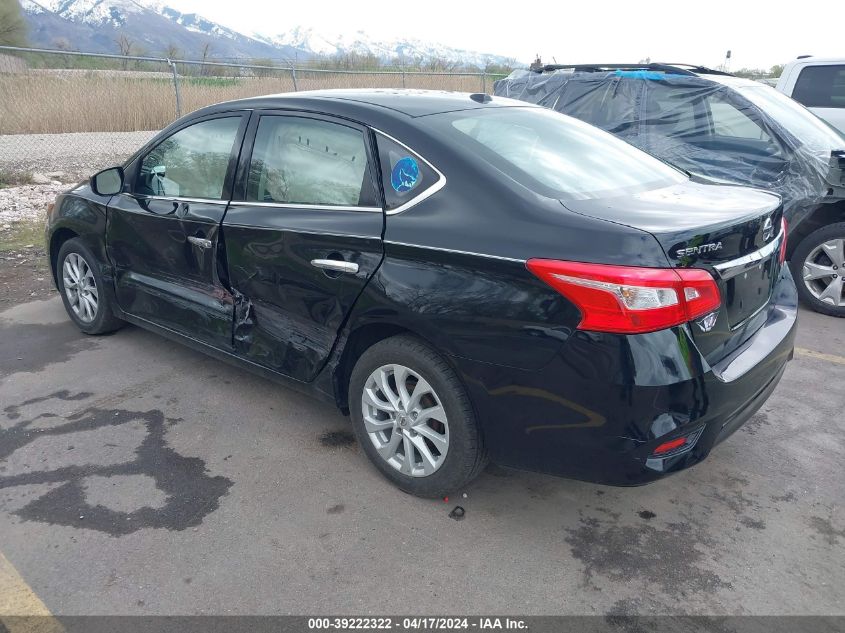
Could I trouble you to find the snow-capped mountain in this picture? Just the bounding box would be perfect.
[18,0,516,68]
[28,0,146,27]
[20,0,293,59]
[258,27,514,68]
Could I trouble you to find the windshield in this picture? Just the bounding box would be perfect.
[429,107,686,200]
[738,85,845,153]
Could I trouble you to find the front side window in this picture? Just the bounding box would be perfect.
[247,116,376,207]
[793,65,845,109]
[643,91,700,139]
[138,117,241,199]
[430,106,685,200]
[557,80,633,131]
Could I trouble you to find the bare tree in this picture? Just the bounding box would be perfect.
[200,41,213,76]
[423,57,459,73]
[53,37,72,68]
[0,0,28,47]
[132,44,147,70]
[164,43,181,60]
[115,34,135,70]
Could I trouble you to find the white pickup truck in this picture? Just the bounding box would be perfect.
[777,57,845,134]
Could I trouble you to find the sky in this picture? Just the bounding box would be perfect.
[161,0,844,70]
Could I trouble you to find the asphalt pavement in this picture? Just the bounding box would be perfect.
[0,297,843,616]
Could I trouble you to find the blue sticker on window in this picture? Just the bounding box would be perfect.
[390,156,420,193]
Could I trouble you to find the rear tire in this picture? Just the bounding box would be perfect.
[789,223,845,317]
[348,335,487,497]
[56,238,124,334]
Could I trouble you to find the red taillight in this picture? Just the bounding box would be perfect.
[652,437,688,455]
[779,217,788,264]
[526,259,721,334]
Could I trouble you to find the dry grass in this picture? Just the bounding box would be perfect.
[0,70,494,135]
[0,169,32,187]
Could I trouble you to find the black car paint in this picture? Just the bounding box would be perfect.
[46,91,797,485]
[221,110,386,381]
[454,270,796,484]
[561,181,787,360]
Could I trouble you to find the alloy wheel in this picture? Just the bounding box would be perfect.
[62,252,99,322]
[802,238,844,307]
[361,364,449,477]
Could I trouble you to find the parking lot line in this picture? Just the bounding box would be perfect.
[795,347,845,366]
[0,551,63,633]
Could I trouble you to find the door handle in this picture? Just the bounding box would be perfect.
[310,259,359,274]
[187,236,212,249]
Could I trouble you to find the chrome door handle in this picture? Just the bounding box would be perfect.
[187,236,212,249]
[310,259,359,274]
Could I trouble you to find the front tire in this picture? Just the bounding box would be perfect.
[348,335,487,497]
[56,238,124,334]
[789,223,845,317]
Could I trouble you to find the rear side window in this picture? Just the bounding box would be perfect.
[138,117,241,199]
[793,65,845,109]
[643,83,775,143]
[247,116,377,207]
[709,100,773,141]
[376,134,440,211]
[640,83,783,164]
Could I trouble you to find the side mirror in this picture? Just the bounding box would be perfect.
[90,166,124,196]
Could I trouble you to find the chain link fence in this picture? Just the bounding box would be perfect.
[0,46,507,181]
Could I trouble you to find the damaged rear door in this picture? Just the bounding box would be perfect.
[222,112,384,381]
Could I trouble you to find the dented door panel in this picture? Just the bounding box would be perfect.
[107,194,235,347]
[222,205,383,381]
[105,112,249,348]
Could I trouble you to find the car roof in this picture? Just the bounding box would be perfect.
[527,66,769,92]
[699,74,766,89]
[202,89,531,119]
[786,56,845,66]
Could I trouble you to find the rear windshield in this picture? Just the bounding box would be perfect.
[428,107,686,200]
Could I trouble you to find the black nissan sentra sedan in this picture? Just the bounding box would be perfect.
[45,89,797,496]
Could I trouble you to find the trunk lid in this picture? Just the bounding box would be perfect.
[561,181,784,363]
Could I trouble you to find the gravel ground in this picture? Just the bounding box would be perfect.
[0,131,157,181]
[0,183,68,306]
[0,182,70,224]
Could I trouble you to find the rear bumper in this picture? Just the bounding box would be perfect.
[456,267,798,485]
